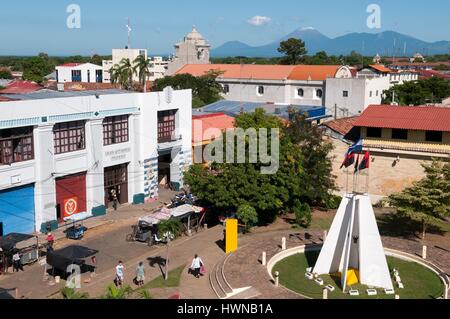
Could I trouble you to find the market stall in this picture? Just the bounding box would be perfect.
[0,233,40,270]
[46,245,98,276]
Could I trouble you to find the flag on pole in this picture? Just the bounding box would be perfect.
[354,153,361,173]
[340,152,356,169]
[358,151,371,171]
[340,140,363,169]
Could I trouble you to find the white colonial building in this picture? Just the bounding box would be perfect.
[56,63,104,84]
[0,88,192,235]
[103,48,148,83]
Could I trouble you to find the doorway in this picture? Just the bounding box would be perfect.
[158,153,171,186]
[104,164,129,208]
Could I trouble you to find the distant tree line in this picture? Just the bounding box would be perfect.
[0,53,111,83]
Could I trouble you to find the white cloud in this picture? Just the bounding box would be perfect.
[247,16,272,26]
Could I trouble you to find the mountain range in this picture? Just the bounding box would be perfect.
[211,28,450,57]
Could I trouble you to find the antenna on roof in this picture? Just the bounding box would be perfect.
[126,18,132,49]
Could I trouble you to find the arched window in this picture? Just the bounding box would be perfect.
[316,89,323,98]
[257,86,264,96]
[297,88,304,97]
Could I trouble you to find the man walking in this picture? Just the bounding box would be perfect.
[12,251,23,272]
[190,254,204,279]
[115,260,125,288]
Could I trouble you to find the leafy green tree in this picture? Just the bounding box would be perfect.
[133,55,152,92]
[158,219,182,280]
[237,204,258,232]
[153,71,223,108]
[185,108,337,225]
[278,38,308,65]
[293,200,312,228]
[382,77,450,105]
[102,284,133,299]
[0,68,12,79]
[60,287,89,299]
[388,160,450,241]
[22,53,54,83]
[90,54,103,66]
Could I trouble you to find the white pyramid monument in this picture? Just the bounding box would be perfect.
[313,193,394,291]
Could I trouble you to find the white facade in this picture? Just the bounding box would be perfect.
[56,63,103,84]
[220,79,326,106]
[103,48,148,83]
[149,57,169,81]
[325,77,390,117]
[0,89,192,234]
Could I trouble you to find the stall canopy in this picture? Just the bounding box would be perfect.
[139,207,172,226]
[47,245,98,271]
[0,233,36,252]
[171,205,204,219]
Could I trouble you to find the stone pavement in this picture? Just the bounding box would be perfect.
[220,229,449,299]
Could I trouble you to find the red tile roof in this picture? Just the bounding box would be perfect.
[192,113,235,143]
[176,64,342,81]
[0,80,43,94]
[369,64,393,73]
[0,95,14,102]
[354,105,450,132]
[416,69,450,80]
[58,63,82,67]
[323,116,359,136]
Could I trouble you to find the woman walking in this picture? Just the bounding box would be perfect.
[190,254,204,279]
[136,262,145,287]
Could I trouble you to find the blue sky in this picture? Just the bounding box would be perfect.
[0,0,449,56]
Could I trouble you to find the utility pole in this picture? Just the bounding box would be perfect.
[126,18,132,49]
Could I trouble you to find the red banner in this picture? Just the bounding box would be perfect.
[63,197,79,218]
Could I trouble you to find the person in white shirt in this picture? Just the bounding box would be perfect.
[190,254,204,278]
[115,260,125,287]
[12,252,23,272]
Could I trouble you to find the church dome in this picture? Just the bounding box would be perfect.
[185,26,208,45]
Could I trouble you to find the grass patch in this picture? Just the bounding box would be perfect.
[272,252,444,299]
[139,264,186,291]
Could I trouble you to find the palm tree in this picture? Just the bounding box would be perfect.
[117,58,135,90]
[157,219,182,280]
[101,284,133,299]
[109,65,121,85]
[133,55,152,92]
[60,287,89,299]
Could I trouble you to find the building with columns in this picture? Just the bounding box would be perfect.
[0,88,192,235]
[167,26,211,75]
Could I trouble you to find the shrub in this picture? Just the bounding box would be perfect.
[324,194,342,210]
[237,204,259,232]
[293,200,312,228]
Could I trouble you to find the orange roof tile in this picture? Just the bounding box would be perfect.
[369,64,393,73]
[176,64,296,80]
[176,64,343,81]
[288,65,341,81]
[192,113,235,143]
[323,116,359,136]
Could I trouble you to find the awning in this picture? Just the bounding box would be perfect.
[139,207,172,226]
[171,204,204,219]
[0,233,36,252]
[46,245,98,271]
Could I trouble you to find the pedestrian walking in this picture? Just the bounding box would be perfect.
[135,262,145,287]
[12,251,23,272]
[115,260,125,288]
[47,232,54,252]
[110,188,118,211]
[190,254,204,279]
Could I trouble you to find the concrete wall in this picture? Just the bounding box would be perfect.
[361,127,450,144]
[325,77,389,118]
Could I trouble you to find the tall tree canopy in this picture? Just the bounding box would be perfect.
[22,53,54,83]
[382,77,450,105]
[184,109,337,224]
[153,71,223,108]
[278,38,308,65]
[388,160,450,241]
